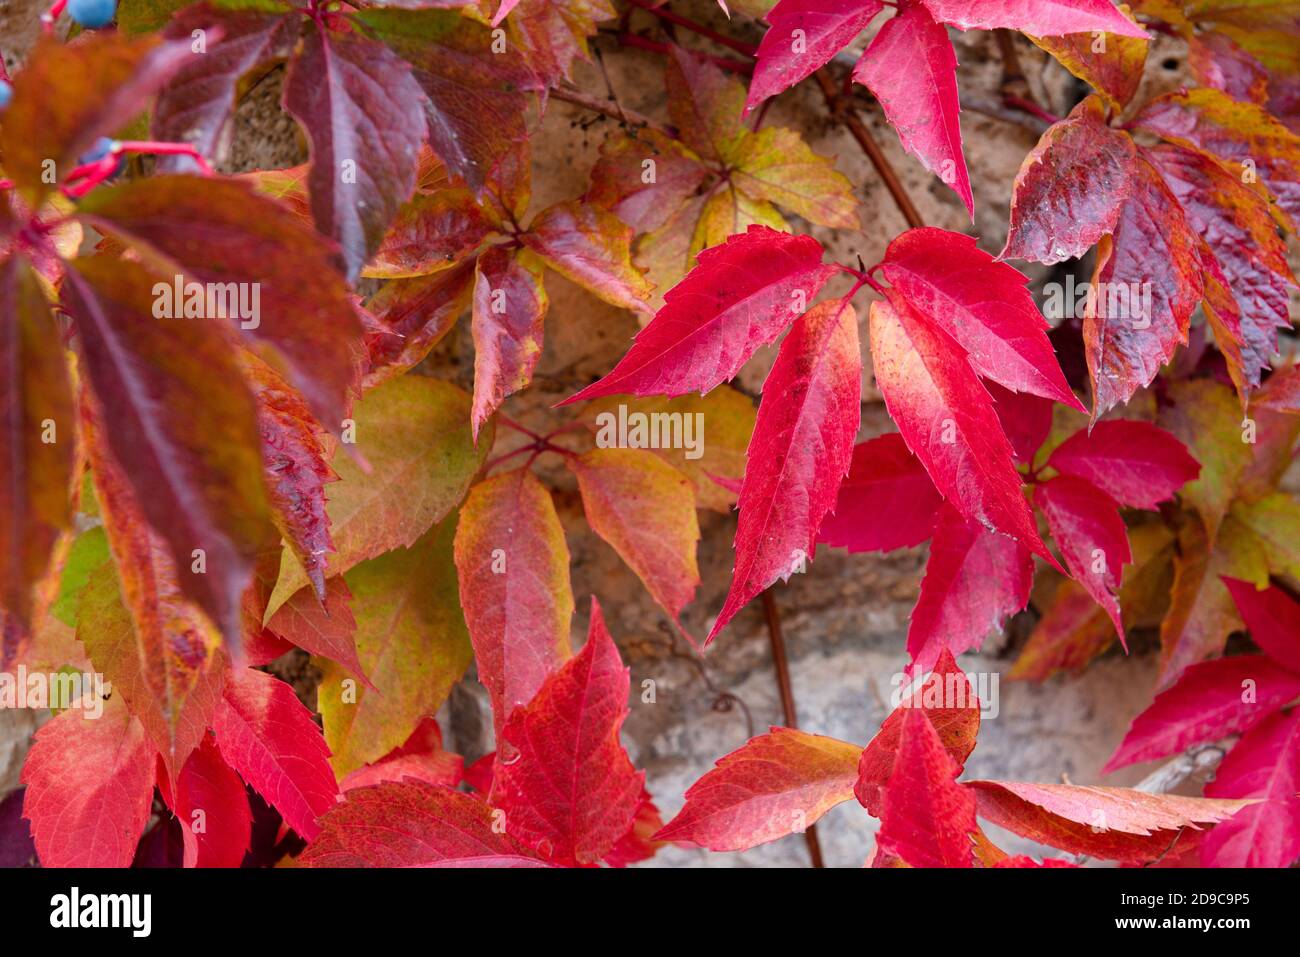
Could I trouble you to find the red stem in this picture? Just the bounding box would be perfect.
[41,0,67,31]
[615,32,753,73]
[114,141,216,175]
[626,0,757,56]
[1003,94,1061,126]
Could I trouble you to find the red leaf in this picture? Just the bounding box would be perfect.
[1255,363,1300,414]
[340,716,463,792]
[152,8,301,172]
[1188,32,1269,105]
[283,27,425,281]
[341,753,464,793]
[603,790,666,867]
[21,698,155,868]
[1035,475,1131,642]
[1147,142,1296,394]
[868,293,1055,566]
[745,0,885,113]
[875,707,978,867]
[0,33,200,205]
[567,449,701,629]
[852,2,971,217]
[77,175,365,433]
[918,0,1148,36]
[265,577,369,686]
[586,128,708,232]
[818,433,942,553]
[856,648,980,815]
[1000,96,1138,265]
[1133,88,1300,227]
[709,295,860,642]
[245,356,336,603]
[0,256,76,634]
[160,736,252,868]
[653,728,862,852]
[364,188,489,279]
[986,380,1053,463]
[465,753,496,795]
[300,780,547,867]
[1085,153,1203,419]
[908,502,1034,675]
[470,246,549,440]
[356,8,540,197]
[363,262,475,388]
[520,200,652,314]
[212,667,339,841]
[968,780,1250,862]
[492,599,644,865]
[1224,578,1300,674]
[77,415,226,783]
[453,468,574,735]
[562,226,835,404]
[63,256,274,645]
[1104,655,1300,773]
[1202,708,1300,868]
[1046,420,1200,510]
[881,228,1080,407]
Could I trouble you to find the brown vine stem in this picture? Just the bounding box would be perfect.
[761,589,826,869]
[813,69,925,230]
[550,84,675,137]
[626,0,758,56]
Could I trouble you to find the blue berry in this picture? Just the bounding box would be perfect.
[0,80,12,110]
[67,0,118,29]
[80,136,115,164]
[78,136,125,178]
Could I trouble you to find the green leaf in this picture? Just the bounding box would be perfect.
[317,517,472,777]
[266,375,491,616]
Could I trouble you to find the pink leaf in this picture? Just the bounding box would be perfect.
[1104,655,1300,773]
[746,0,885,113]
[1224,578,1300,674]
[908,502,1034,675]
[874,707,978,867]
[919,0,1148,37]
[300,780,548,867]
[212,667,340,841]
[1046,420,1200,510]
[653,727,862,852]
[853,3,972,216]
[1035,475,1131,643]
[868,293,1056,566]
[880,228,1081,407]
[562,226,835,405]
[818,433,942,553]
[1202,708,1300,867]
[709,296,861,642]
[159,735,252,868]
[21,699,155,868]
[492,599,645,865]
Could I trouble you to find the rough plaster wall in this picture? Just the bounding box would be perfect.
[0,9,1218,866]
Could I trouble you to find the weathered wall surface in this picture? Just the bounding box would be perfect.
[0,7,1214,866]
